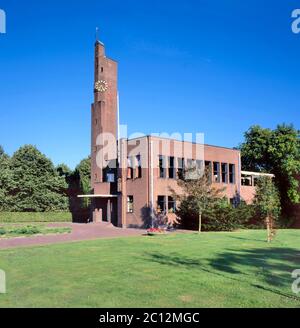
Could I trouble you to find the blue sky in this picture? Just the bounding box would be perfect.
[0,0,299,169]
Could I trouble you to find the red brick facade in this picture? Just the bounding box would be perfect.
[89,40,290,228]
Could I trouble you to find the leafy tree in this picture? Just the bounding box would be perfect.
[254,177,281,242]
[0,146,13,211]
[172,168,224,233]
[240,124,300,215]
[56,163,72,178]
[74,157,91,209]
[0,145,4,157]
[8,145,69,212]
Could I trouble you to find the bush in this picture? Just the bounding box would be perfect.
[0,212,72,223]
[178,200,255,232]
[11,226,41,235]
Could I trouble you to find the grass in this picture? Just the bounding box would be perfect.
[0,223,71,239]
[0,229,300,308]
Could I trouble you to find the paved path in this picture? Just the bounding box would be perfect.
[0,223,144,249]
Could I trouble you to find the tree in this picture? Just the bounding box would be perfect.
[240,124,300,216]
[74,157,91,209]
[0,146,13,211]
[8,145,69,212]
[254,177,281,242]
[0,145,4,157]
[56,163,72,178]
[171,168,224,233]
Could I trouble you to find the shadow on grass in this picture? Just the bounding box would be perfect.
[145,247,300,302]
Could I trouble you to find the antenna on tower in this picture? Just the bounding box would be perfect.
[95,27,99,42]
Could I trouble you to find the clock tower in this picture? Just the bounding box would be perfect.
[91,39,118,191]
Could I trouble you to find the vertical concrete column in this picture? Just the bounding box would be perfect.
[118,139,127,228]
[93,208,103,223]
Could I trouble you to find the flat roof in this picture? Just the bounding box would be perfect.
[78,194,118,198]
[120,135,240,152]
[241,171,275,177]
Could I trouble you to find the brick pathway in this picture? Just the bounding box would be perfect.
[0,223,144,249]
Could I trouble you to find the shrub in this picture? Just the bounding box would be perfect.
[0,212,72,223]
[178,199,255,232]
[11,226,41,235]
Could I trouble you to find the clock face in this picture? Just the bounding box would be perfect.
[95,80,108,93]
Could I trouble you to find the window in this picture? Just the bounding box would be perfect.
[187,159,194,169]
[157,196,166,213]
[168,157,175,179]
[241,173,252,186]
[221,163,228,184]
[205,161,212,181]
[136,155,142,179]
[103,167,115,183]
[213,162,220,183]
[168,196,176,213]
[159,156,166,178]
[127,196,134,213]
[229,164,235,184]
[101,67,104,73]
[127,157,133,179]
[196,160,203,170]
[177,158,185,179]
[106,173,115,183]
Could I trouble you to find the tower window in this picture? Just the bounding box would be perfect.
[101,67,104,73]
[103,167,115,183]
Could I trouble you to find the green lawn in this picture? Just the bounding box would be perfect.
[0,230,300,308]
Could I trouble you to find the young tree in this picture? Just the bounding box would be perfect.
[171,168,224,233]
[254,177,281,242]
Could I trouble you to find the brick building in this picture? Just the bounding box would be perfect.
[79,39,273,228]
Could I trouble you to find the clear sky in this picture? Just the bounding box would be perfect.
[0,0,299,169]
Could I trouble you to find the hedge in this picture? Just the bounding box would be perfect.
[0,212,72,223]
